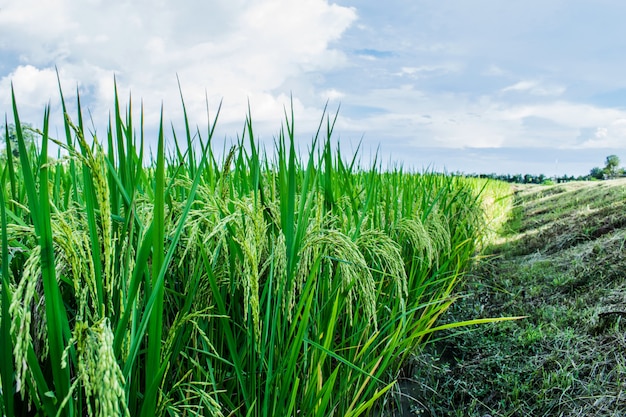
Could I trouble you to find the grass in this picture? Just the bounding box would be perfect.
[413,180,626,416]
[0,81,512,416]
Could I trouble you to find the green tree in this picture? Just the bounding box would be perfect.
[589,166,604,180]
[603,154,621,178]
[1,122,36,161]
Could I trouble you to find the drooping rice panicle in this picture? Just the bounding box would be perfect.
[0,81,517,417]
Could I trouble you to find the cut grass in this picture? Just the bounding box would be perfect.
[414,179,626,416]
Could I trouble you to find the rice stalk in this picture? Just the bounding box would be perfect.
[61,318,129,417]
[356,228,408,312]
[0,82,515,416]
[230,195,268,344]
[298,221,377,329]
[393,217,434,268]
[63,115,114,316]
[51,210,98,322]
[0,164,15,417]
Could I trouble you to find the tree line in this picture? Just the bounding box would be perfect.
[462,155,624,184]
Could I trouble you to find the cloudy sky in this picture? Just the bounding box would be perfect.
[2,0,626,176]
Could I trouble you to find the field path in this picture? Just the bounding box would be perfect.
[410,179,626,416]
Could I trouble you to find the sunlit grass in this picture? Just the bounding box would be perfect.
[0,81,515,416]
[415,180,626,416]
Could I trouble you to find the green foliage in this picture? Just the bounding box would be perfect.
[0,83,511,416]
[604,154,620,176]
[590,166,604,179]
[590,154,625,179]
[603,154,624,178]
[0,122,36,161]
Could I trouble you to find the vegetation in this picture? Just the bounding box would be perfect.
[413,180,626,416]
[590,154,625,180]
[0,123,35,161]
[470,154,625,184]
[0,83,511,416]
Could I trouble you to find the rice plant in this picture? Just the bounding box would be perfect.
[0,81,516,416]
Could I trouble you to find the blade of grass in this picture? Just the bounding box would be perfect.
[177,75,196,179]
[138,121,209,417]
[3,118,17,213]
[36,105,73,416]
[303,339,385,386]
[55,68,79,204]
[0,168,15,416]
[11,85,39,231]
[142,105,166,417]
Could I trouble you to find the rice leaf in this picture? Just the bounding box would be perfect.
[0,167,15,417]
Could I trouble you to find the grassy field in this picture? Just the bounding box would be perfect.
[413,179,626,416]
[0,85,514,416]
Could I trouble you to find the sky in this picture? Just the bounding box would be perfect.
[2,0,626,176]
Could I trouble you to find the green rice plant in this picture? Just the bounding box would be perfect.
[0,81,518,416]
[1,146,16,417]
[9,92,74,416]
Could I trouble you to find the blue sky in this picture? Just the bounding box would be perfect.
[2,0,626,175]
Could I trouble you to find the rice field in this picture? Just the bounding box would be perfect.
[0,83,513,416]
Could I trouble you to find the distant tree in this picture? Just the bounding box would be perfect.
[603,154,621,178]
[590,166,604,180]
[1,122,36,161]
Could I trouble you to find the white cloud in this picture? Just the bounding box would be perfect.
[0,0,357,141]
[577,119,626,148]
[319,89,345,101]
[483,65,508,77]
[2,66,60,104]
[501,80,565,96]
[396,63,460,78]
[4,0,626,176]
[333,86,626,154]
[0,65,82,121]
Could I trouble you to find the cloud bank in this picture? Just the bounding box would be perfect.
[3,0,626,175]
[0,0,356,137]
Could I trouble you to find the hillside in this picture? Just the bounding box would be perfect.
[410,179,626,416]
